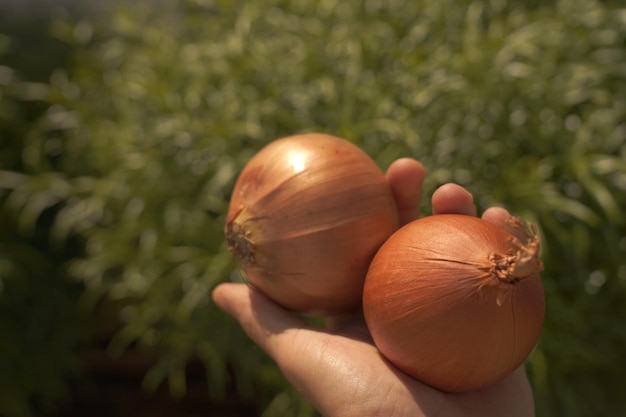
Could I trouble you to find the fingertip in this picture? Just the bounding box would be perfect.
[482,206,532,242]
[431,183,477,216]
[212,282,310,356]
[386,158,426,226]
[211,282,249,317]
[386,157,426,176]
[481,206,512,226]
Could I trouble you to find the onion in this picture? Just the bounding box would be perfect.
[225,133,398,314]
[362,214,545,392]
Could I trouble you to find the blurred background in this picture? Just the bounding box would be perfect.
[1,0,625,416]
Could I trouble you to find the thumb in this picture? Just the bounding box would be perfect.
[212,283,310,358]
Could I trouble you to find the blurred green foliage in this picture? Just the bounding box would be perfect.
[1,0,625,416]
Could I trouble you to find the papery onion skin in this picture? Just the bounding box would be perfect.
[225,133,398,314]
[362,214,545,393]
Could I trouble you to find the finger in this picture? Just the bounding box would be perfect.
[481,206,511,226]
[212,282,371,352]
[212,283,312,358]
[431,183,477,216]
[482,206,535,244]
[212,283,378,415]
[385,158,426,226]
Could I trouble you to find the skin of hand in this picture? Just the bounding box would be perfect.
[212,158,536,417]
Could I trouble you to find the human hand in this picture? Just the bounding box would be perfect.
[212,158,535,417]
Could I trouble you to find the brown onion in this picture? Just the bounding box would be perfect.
[225,133,398,314]
[363,214,545,392]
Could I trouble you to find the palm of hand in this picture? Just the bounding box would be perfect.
[215,281,534,417]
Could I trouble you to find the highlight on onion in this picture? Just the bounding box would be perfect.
[362,213,545,392]
[225,133,398,314]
